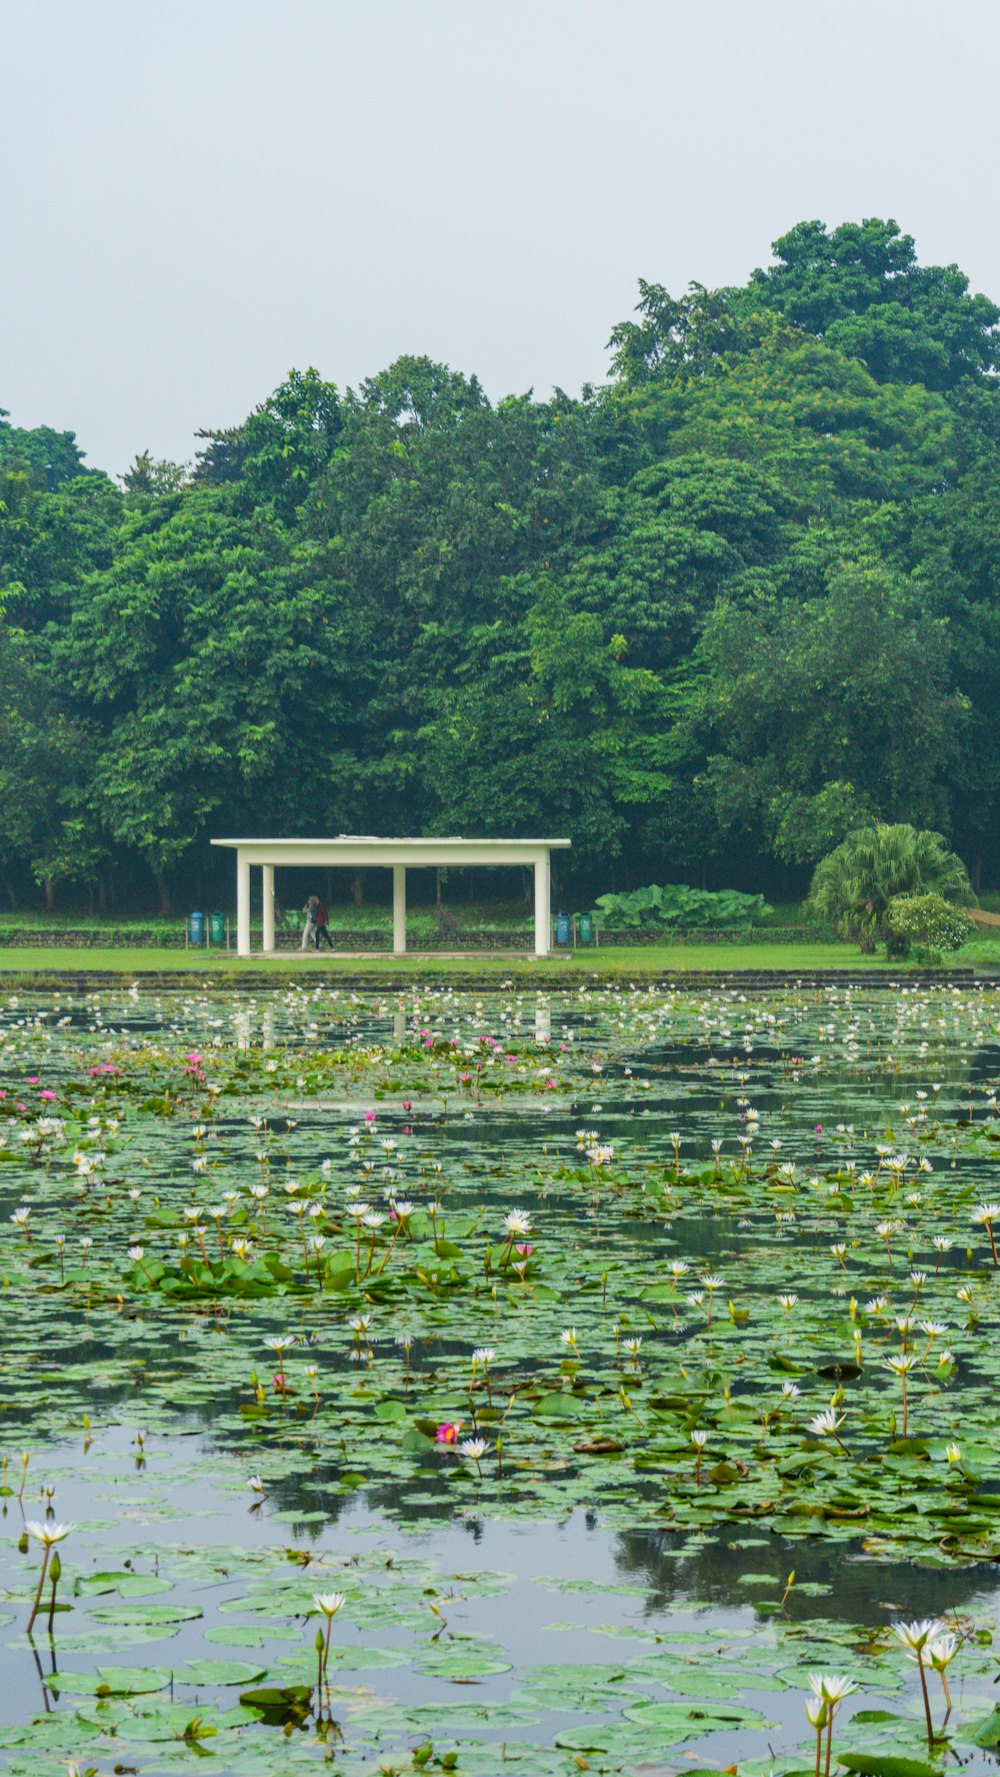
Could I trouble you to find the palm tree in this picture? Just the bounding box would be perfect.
[807,825,974,953]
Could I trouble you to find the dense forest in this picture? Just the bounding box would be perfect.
[4,217,1000,913]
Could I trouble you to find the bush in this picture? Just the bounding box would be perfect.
[593,884,771,931]
[884,893,975,963]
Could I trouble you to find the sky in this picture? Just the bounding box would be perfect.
[5,0,1000,476]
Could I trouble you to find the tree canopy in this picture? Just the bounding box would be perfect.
[4,216,1000,911]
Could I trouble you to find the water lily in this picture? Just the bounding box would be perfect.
[313,1590,346,1680]
[806,1671,858,1776]
[892,1618,946,1740]
[24,1520,71,1633]
[971,1201,1000,1266]
[459,1436,488,1476]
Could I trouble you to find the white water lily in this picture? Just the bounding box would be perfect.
[313,1591,346,1617]
[808,1671,858,1704]
[25,1520,71,1546]
[502,1209,532,1237]
[808,1408,844,1438]
[892,1618,945,1651]
[926,1632,958,1669]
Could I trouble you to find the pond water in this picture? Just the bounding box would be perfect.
[3,980,1000,1774]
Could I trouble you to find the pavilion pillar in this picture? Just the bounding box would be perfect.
[533,853,550,957]
[261,864,275,953]
[236,853,251,957]
[393,865,407,955]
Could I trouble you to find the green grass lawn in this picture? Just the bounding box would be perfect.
[0,940,997,975]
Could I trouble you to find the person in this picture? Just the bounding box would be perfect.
[301,895,318,950]
[313,894,334,949]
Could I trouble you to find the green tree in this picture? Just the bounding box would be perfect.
[194,369,342,518]
[747,218,1000,389]
[694,557,965,867]
[0,411,88,488]
[806,824,974,952]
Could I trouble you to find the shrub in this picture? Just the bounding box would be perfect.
[593,884,771,931]
[884,893,975,964]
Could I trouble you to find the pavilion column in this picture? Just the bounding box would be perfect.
[393,865,407,955]
[261,864,275,953]
[533,853,550,957]
[236,853,251,957]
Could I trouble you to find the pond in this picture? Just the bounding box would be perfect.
[2,979,1000,1775]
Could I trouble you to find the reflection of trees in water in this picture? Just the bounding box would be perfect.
[611,1525,1000,1626]
[248,1475,498,1550]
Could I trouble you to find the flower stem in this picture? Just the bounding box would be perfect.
[917,1651,934,1743]
[26,1546,50,1635]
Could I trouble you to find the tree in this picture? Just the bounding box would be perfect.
[806,825,975,952]
[693,557,965,868]
[0,411,88,489]
[607,280,774,386]
[192,369,343,520]
[747,218,1000,389]
[120,451,190,496]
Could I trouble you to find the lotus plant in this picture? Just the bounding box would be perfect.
[459,1437,488,1478]
[926,1630,958,1719]
[885,1351,917,1436]
[24,1520,71,1634]
[971,1202,1000,1267]
[313,1590,345,1685]
[472,1346,495,1405]
[892,1617,946,1741]
[806,1671,858,1777]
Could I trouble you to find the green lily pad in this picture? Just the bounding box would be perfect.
[178,1658,269,1686]
[89,1603,203,1624]
[51,1665,173,1695]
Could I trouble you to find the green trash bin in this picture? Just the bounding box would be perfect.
[209,912,227,947]
[576,912,595,947]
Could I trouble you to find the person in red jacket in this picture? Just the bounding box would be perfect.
[313,895,334,950]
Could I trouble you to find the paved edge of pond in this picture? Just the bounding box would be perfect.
[1,966,997,993]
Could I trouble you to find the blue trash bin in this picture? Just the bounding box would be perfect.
[189,911,205,946]
[555,912,572,947]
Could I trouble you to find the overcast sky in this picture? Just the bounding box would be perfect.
[6,0,999,476]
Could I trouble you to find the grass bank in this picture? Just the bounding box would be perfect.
[0,941,996,976]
